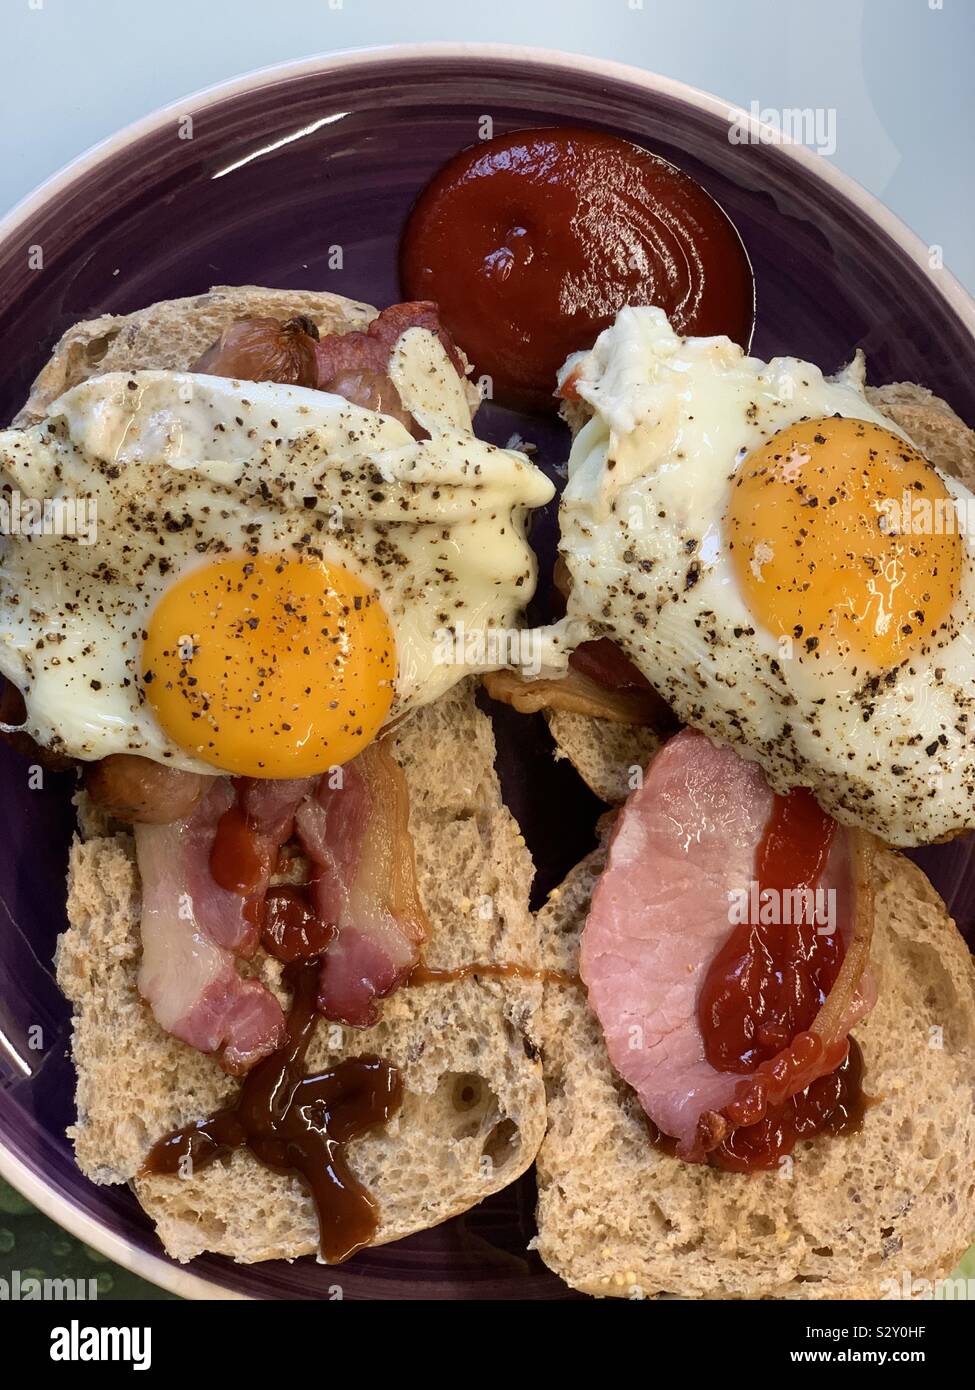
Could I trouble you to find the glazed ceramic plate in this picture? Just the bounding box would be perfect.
[1,43,973,1301]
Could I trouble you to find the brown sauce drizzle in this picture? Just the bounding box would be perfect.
[407,960,580,988]
[144,811,577,1258]
[141,959,403,1263]
[262,885,336,962]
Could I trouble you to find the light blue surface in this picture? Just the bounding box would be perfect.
[0,0,972,292]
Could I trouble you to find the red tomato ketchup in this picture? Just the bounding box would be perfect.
[400,127,755,409]
[694,789,868,1172]
[210,804,274,897]
[710,1040,866,1173]
[699,789,839,1073]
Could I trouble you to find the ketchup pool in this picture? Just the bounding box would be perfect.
[400,126,755,410]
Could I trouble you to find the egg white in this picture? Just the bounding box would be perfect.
[557,306,975,846]
[0,330,554,770]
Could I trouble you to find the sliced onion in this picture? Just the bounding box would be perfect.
[810,829,877,1044]
[481,666,665,725]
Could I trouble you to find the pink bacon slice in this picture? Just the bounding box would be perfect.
[135,736,428,1063]
[135,777,312,1073]
[579,729,875,1160]
[313,301,466,386]
[295,739,429,1027]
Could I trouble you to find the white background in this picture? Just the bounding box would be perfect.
[0,0,973,291]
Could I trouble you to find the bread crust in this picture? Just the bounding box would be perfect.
[14,285,376,426]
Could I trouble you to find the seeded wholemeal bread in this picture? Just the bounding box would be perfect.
[59,679,546,1263]
[546,710,662,806]
[533,839,975,1299]
[36,286,543,1264]
[867,381,975,493]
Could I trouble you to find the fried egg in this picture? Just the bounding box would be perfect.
[0,330,553,776]
[557,306,975,846]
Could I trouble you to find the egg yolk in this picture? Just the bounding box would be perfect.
[726,416,962,671]
[142,555,396,777]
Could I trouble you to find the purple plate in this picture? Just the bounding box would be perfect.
[1,44,973,1301]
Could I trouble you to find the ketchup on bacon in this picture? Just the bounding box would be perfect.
[695,788,867,1171]
[699,790,840,1073]
[210,802,275,897]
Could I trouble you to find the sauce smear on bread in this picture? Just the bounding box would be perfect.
[408,959,579,988]
[141,958,402,1263]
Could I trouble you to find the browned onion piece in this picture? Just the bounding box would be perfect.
[84,754,210,824]
[481,665,665,725]
[191,315,319,386]
[810,829,877,1046]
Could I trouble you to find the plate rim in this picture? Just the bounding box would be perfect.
[0,1145,247,1300]
[2,39,972,1302]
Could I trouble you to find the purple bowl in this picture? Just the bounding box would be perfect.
[1,43,973,1300]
